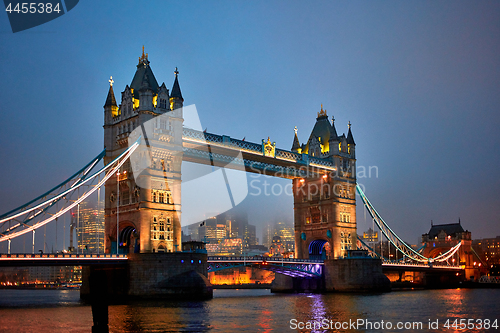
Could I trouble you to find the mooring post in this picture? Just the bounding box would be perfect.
[89,267,109,333]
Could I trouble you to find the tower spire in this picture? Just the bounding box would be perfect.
[138,45,149,66]
[346,121,355,145]
[170,67,183,100]
[104,76,117,107]
[170,67,183,109]
[317,104,327,118]
[291,126,301,152]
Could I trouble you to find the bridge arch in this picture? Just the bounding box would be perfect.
[307,238,331,260]
[119,223,139,254]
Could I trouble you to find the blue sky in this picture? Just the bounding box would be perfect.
[1,1,499,252]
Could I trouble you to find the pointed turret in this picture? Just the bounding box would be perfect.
[303,105,338,156]
[130,46,159,100]
[346,121,355,145]
[104,76,119,125]
[104,76,117,108]
[170,67,184,110]
[291,126,301,153]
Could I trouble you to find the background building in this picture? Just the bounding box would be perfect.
[73,202,104,254]
[473,236,500,267]
[182,208,259,255]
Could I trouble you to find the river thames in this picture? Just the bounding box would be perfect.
[0,288,498,332]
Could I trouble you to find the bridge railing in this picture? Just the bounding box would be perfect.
[381,260,461,269]
[0,253,127,259]
[207,256,324,264]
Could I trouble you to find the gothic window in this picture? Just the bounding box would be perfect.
[323,185,330,199]
[159,98,167,109]
[159,192,164,203]
[167,218,171,225]
[153,233,157,240]
[120,191,129,205]
[159,220,165,232]
[160,118,169,130]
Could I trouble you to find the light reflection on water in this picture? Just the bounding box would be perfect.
[0,288,498,332]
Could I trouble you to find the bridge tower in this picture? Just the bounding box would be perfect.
[292,106,357,259]
[421,221,477,279]
[103,48,184,254]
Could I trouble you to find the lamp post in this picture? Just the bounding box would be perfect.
[116,170,126,255]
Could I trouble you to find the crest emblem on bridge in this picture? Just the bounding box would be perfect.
[262,137,276,158]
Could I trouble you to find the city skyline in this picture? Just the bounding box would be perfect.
[1,2,500,254]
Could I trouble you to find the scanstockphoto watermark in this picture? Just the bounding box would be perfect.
[290,318,424,331]
[248,164,378,197]
[289,318,499,331]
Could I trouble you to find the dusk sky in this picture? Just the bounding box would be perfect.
[1,1,499,252]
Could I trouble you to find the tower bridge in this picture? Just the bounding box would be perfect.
[0,49,471,298]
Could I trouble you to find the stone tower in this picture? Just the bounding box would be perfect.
[103,48,184,254]
[292,106,357,259]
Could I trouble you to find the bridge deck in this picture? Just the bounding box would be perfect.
[207,256,324,264]
[382,262,462,272]
[0,254,127,266]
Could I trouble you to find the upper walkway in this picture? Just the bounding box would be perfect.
[182,128,346,179]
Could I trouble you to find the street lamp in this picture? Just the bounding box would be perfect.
[117,170,126,254]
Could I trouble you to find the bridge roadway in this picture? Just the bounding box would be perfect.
[381,261,462,273]
[0,253,127,266]
[0,254,462,275]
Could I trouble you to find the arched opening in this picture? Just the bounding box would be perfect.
[119,226,139,254]
[157,244,165,252]
[308,239,328,260]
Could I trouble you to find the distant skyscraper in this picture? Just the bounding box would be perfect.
[73,202,104,253]
[274,221,294,253]
[262,224,273,249]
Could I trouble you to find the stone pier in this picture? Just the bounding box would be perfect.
[271,258,391,293]
[81,253,213,301]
